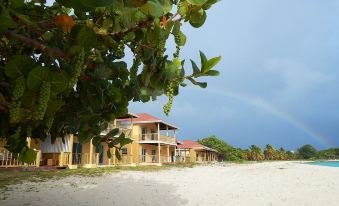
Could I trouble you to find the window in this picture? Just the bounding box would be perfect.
[151,150,156,162]
[121,147,128,155]
[141,128,147,140]
[151,129,156,140]
[151,150,156,155]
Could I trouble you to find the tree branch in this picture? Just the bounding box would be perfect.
[4,31,67,59]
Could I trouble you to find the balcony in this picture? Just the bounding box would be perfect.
[139,155,174,164]
[100,122,133,136]
[137,134,176,145]
[0,148,41,167]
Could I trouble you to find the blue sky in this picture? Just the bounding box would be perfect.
[131,0,339,150]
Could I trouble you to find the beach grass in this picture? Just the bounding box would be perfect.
[0,163,195,191]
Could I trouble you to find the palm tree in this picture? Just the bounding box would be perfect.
[264,144,276,160]
[276,147,287,160]
[241,149,251,161]
[249,145,264,161]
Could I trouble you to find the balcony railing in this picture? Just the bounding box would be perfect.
[139,155,173,163]
[72,153,99,165]
[107,155,133,165]
[101,123,132,136]
[138,134,176,144]
[0,148,40,167]
[176,156,191,163]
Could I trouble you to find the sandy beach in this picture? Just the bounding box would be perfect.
[1,161,339,206]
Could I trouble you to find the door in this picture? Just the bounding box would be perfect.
[95,145,104,164]
[151,149,156,162]
[171,151,174,162]
[141,128,147,140]
[72,143,82,164]
[141,148,146,162]
[151,129,156,140]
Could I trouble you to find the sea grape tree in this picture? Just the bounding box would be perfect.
[0,0,221,162]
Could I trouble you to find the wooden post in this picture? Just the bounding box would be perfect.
[167,145,170,162]
[59,152,64,166]
[68,134,74,165]
[89,138,94,165]
[166,125,169,136]
[26,137,31,148]
[36,150,41,167]
[158,123,161,164]
[113,147,116,165]
[25,137,31,166]
[130,144,134,164]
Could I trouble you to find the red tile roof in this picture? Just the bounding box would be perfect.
[177,140,205,149]
[132,113,161,122]
[117,113,178,130]
[177,140,218,152]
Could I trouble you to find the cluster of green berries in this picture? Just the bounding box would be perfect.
[12,76,26,101]
[68,48,85,88]
[163,82,174,116]
[173,45,181,58]
[34,81,51,121]
[130,57,141,80]
[114,40,125,58]
[45,117,54,132]
[9,100,22,123]
[156,38,166,57]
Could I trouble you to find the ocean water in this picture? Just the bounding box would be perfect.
[304,161,339,168]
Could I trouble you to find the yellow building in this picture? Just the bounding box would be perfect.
[176,140,218,163]
[1,113,196,169]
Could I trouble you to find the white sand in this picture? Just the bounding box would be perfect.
[1,161,339,206]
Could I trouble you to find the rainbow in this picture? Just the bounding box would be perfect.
[206,88,333,148]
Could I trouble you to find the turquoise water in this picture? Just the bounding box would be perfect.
[305,161,339,168]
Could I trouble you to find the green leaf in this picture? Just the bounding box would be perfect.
[190,60,200,74]
[164,21,174,38]
[202,56,221,73]
[186,0,208,6]
[120,138,133,147]
[45,100,65,118]
[115,149,121,160]
[4,55,36,79]
[107,149,112,158]
[140,1,164,17]
[202,0,219,10]
[176,31,187,46]
[0,9,17,35]
[71,25,97,50]
[19,148,36,163]
[10,0,25,9]
[189,10,206,28]
[205,70,220,76]
[178,1,188,16]
[160,0,173,13]
[172,21,180,36]
[180,82,187,87]
[199,51,207,67]
[105,128,120,138]
[188,77,207,88]
[27,66,50,91]
[82,0,116,7]
[50,71,69,93]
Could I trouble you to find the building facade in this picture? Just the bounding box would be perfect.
[176,140,218,163]
[1,113,218,169]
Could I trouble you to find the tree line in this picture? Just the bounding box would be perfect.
[198,135,339,161]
